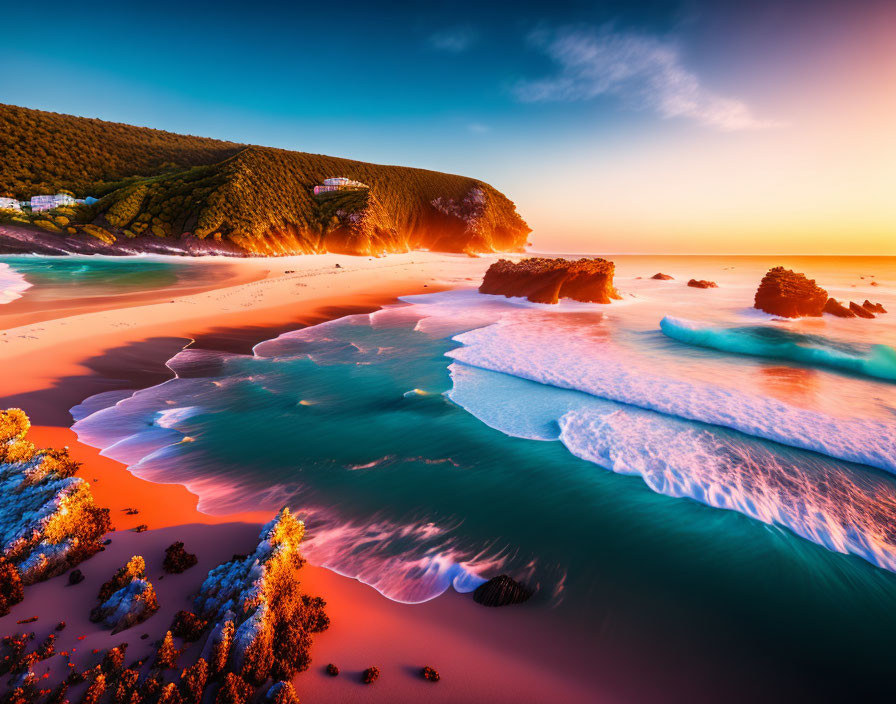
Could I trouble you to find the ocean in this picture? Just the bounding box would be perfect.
[19,254,896,699]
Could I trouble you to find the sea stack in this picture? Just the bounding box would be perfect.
[687,279,718,289]
[753,267,828,317]
[479,257,620,304]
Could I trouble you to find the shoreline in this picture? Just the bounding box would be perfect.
[0,252,604,703]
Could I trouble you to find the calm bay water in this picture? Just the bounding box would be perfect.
[67,254,896,699]
[0,255,225,303]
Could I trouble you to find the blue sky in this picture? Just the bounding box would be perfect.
[2,0,894,253]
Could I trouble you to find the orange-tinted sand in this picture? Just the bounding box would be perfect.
[0,253,610,703]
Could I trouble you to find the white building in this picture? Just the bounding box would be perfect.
[313,177,369,195]
[30,193,76,212]
[0,197,21,211]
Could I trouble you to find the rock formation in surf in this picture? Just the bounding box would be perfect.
[0,408,111,587]
[90,555,159,633]
[753,267,828,317]
[863,300,887,314]
[193,508,329,686]
[687,279,718,289]
[472,574,533,607]
[823,298,855,317]
[850,301,875,318]
[651,273,674,280]
[479,257,620,304]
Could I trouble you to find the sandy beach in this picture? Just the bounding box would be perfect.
[0,252,606,703]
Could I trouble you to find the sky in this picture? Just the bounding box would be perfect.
[1,0,894,254]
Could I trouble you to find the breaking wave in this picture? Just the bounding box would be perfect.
[448,364,896,574]
[660,316,896,382]
[0,262,32,304]
[447,313,896,474]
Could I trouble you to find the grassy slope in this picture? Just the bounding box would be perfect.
[0,104,529,255]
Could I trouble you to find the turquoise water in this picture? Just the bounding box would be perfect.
[0,255,223,302]
[70,256,896,698]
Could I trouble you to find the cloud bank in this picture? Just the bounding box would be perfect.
[515,27,778,131]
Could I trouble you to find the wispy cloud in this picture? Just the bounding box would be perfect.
[467,122,490,134]
[428,27,477,53]
[515,27,779,131]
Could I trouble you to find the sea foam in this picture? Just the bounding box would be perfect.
[446,311,896,474]
[0,262,32,304]
[448,363,896,574]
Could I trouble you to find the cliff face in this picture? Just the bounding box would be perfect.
[0,105,530,256]
[753,267,829,317]
[479,257,620,304]
[0,408,110,585]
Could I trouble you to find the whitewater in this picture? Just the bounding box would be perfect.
[69,257,896,604]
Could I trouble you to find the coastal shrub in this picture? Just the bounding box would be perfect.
[158,682,183,704]
[0,633,31,675]
[0,408,29,444]
[179,658,208,704]
[80,673,106,704]
[326,663,339,676]
[110,669,139,704]
[171,610,207,641]
[105,184,148,228]
[154,631,179,670]
[163,542,198,573]
[422,665,440,682]
[0,410,111,584]
[215,673,253,704]
[362,666,380,684]
[140,673,164,701]
[34,220,62,233]
[98,556,146,602]
[3,436,36,464]
[35,633,56,661]
[53,216,70,226]
[80,224,116,244]
[0,557,25,616]
[211,621,235,676]
[266,681,299,704]
[46,682,69,704]
[35,447,80,478]
[101,643,128,673]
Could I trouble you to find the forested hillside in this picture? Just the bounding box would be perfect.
[0,104,529,256]
[0,104,243,198]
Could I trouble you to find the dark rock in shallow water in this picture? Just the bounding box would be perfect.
[823,298,855,318]
[753,267,828,318]
[850,301,875,318]
[472,575,533,607]
[863,300,887,314]
[651,272,674,280]
[68,569,84,586]
[687,279,717,289]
